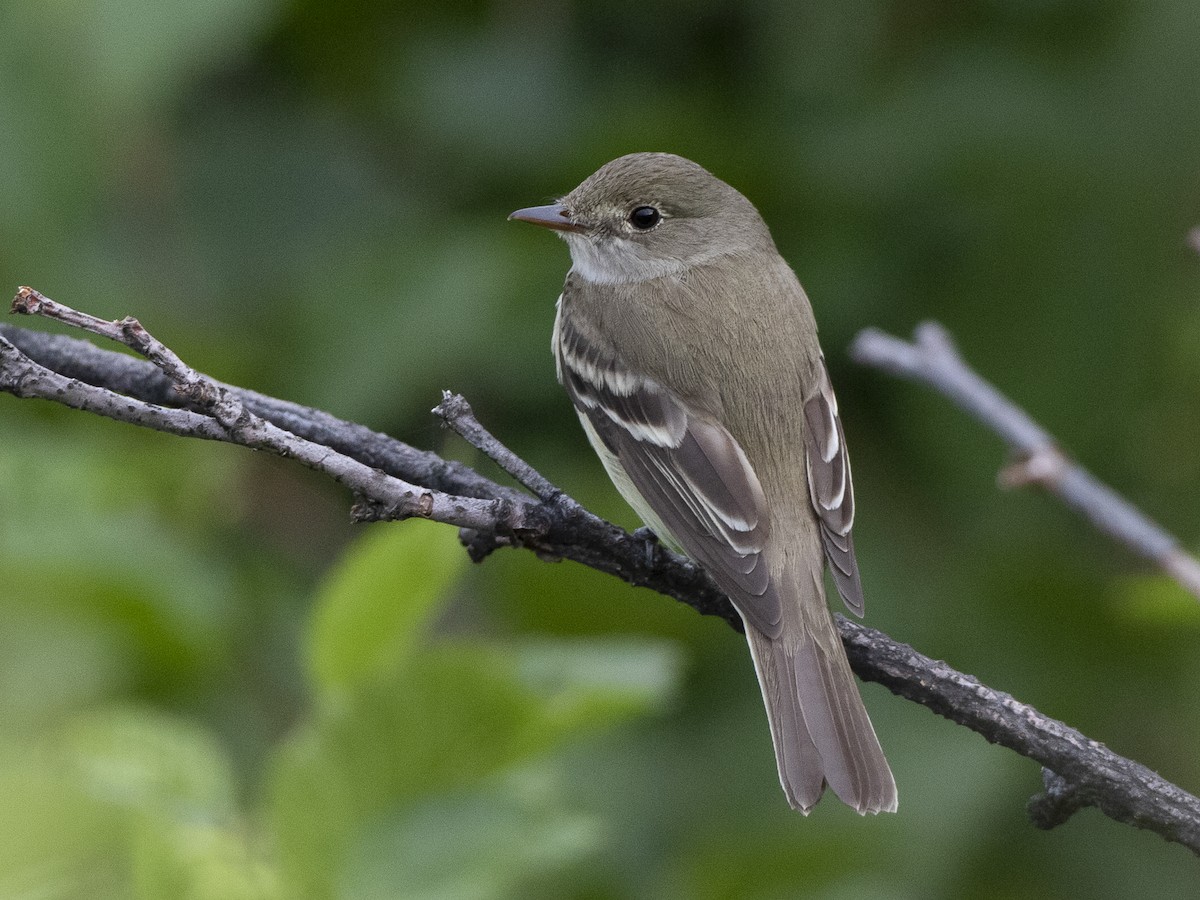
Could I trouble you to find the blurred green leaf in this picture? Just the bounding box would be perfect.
[52,706,282,900]
[340,771,600,900]
[272,636,679,897]
[0,423,243,730]
[0,738,121,898]
[269,647,548,898]
[306,522,468,692]
[514,638,681,736]
[132,820,280,900]
[62,706,236,823]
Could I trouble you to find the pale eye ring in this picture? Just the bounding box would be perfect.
[628,206,661,230]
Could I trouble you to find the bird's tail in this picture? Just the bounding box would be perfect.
[744,604,897,814]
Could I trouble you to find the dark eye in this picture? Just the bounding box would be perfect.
[628,206,661,230]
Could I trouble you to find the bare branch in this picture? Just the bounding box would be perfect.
[5,293,1200,854]
[0,331,230,439]
[0,309,727,625]
[5,288,541,535]
[433,390,569,504]
[850,321,1200,600]
[841,619,1200,849]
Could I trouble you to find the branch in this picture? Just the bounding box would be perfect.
[3,289,531,534]
[850,322,1200,600]
[5,290,1200,854]
[842,621,1200,848]
[0,293,731,626]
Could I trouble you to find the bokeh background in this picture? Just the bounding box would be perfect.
[3,1,1200,897]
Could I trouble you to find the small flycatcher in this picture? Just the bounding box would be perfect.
[510,152,896,814]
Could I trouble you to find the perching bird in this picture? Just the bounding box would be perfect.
[510,152,896,814]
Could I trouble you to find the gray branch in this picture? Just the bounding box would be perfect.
[850,322,1200,599]
[4,291,1200,855]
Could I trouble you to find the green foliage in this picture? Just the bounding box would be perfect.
[274,522,679,896]
[63,708,278,900]
[338,775,600,900]
[5,0,1200,896]
[0,501,679,897]
[270,638,674,898]
[306,522,468,691]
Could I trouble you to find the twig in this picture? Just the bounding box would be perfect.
[6,294,1200,854]
[1029,769,1086,830]
[5,288,543,536]
[432,390,592,561]
[432,390,569,504]
[850,321,1200,600]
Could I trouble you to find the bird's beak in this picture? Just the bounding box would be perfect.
[508,202,586,233]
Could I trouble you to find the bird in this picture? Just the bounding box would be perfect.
[509,152,896,814]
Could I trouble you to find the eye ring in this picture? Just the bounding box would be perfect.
[628,206,662,230]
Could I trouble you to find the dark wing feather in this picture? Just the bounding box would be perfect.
[556,312,782,637]
[802,357,865,617]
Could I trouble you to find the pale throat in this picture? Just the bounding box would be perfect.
[563,234,686,285]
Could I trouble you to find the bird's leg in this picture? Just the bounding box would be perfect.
[632,525,661,569]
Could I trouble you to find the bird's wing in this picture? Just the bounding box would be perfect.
[802,356,865,617]
[555,312,782,637]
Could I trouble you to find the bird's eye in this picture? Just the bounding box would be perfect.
[628,206,661,230]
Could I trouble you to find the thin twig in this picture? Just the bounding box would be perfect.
[6,288,543,536]
[432,390,570,504]
[849,321,1200,600]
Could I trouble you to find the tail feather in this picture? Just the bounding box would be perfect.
[744,628,825,812]
[746,615,897,815]
[793,631,897,813]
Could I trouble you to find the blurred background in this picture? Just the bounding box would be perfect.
[2,0,1200,896]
